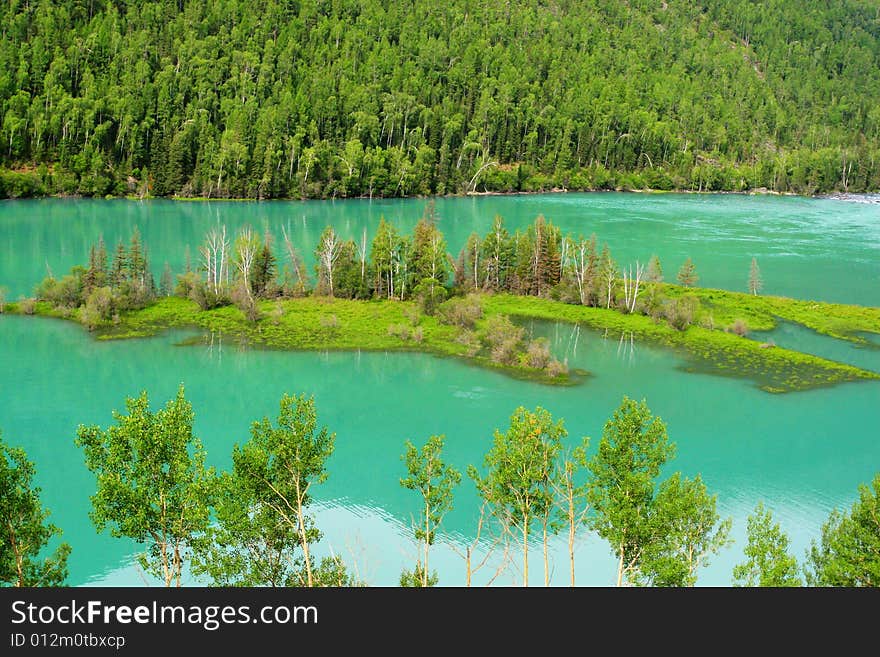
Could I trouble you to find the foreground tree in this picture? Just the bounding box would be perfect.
[805,474,880,587]
[0,433,70,586]
[192,397,354,587]
[75,386,213,587]
[587,397,676,586]
[638,473,732,586]
[399,435,461,587]
[553,441,590,586]
[732,502,801,587]
[470,406,564,586]
[229,394,336,587]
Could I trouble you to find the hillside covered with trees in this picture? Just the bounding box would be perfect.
[2,0,880,199]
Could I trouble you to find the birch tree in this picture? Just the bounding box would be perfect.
[280,225,308,296]
[470,406,564,586]
[587,396,675,586]
[0,432,71,587]
[199,225,230,296]
[733,502,801,587]
[234,226,260,303]
[240,394,335,587]
[567,235,597,305]
[75,386,214,587]
[315,226,343,297]
[621,261,645,313]
[192,398,356,587]
[399,435,461,587]
[553,440,591,586]
[637,473,732,586]
[597,244,618,308]
[370,218,401,298]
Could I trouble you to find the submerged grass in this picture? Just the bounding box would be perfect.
[5,288,879,393]
[42,296,581,386]
[483,294,880,393]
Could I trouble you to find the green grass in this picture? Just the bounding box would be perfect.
[660,284,880,342]
[6,289,879,393]
[484,293,880,393]
[77,296,580,386]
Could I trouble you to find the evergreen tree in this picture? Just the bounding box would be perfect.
[646,254,663,283]
[481,215,513,291]
[748,257,763,295]
[677,257,699,287]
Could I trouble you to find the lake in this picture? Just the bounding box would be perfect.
[1,192,878,586]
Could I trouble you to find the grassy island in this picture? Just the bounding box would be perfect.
[3,214,879,393]
[5,289,879,393]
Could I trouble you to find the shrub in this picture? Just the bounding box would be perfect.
[19,297,36,315]
[437,294,483,328]
[546,358,569,377]
[269,302,284,325]
[230,281,259,323]
[525,337,552,369]
[320,314,340,331]
[403,305,421,327]
[37,269,85,309]
[482,314,525,366]
[190,279,229,311]
[455,329,481,356]
[664,294,699,331]
[387,323,412,340]
[80,286,114,330]
[728,318,749,337]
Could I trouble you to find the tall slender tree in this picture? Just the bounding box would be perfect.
[470,406,564,586]
[748,257,763,295]
[399,435,461,587]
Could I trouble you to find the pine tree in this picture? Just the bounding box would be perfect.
[748,257,763,295]
[677,257,698,287]
[111,241,128,288]
[646,254,663,283]
[160,262,174,296]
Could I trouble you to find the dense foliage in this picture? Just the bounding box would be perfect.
[2,1,880,199]
[7,393,874,587]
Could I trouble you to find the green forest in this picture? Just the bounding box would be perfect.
[2,0,880,199]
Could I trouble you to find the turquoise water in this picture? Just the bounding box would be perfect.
[2,193,879,304]
[0,194,878,586]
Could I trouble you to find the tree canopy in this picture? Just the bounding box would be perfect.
[2,0,879,199]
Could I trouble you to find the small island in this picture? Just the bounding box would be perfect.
[4,213,879,393]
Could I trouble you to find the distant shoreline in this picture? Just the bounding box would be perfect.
[1,186,851,203]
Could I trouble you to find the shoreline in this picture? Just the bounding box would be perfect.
[3,185,875,204]
[3,289,878,393]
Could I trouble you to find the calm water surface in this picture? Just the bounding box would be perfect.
[0,193,878,586]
